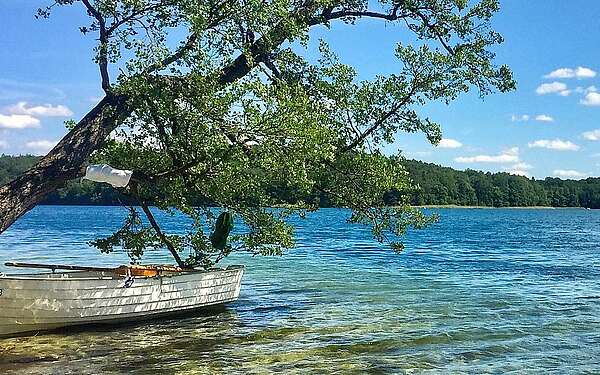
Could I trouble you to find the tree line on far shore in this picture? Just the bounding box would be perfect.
[398,159,600,208]
[2,154,599,208]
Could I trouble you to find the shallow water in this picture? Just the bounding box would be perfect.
[1,206,599,374]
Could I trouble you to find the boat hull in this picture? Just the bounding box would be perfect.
[0,265,244,337]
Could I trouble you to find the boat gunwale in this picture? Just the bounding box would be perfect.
[0,265,244,281]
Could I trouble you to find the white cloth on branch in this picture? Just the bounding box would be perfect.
[83,164,133,188]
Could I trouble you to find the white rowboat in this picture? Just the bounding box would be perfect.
[0,265,244,337]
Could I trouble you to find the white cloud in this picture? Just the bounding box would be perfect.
[504,162,533,177]
[512,114,554,123]
[582,129,600,141]
[553,169,588,179]
[437,138,463,149]
[511,114,530,122]
[580,92,600,106]
[528,139,580,151]
[7,102,73,117]
[544,68,573,79]
[575,85,597,94]
[544,67,597,79]
[574,67,596,78]
[0,114,40,129]
[25,140,57,155]
[536,82,568,95]
[535,114,554,122]
[507,169,530,177]
[455,147,520,164]
[0,140,7,149]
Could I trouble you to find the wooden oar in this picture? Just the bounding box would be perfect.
[4,262,188,276]
[5,262,119,273]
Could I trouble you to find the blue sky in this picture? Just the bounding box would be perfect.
[1,1,600,180]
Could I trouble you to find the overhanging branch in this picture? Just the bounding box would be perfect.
[81,0,111,92]
[132,183,187,268]
[341,84,418,153]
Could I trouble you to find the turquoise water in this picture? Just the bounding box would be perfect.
[1,206,600,374]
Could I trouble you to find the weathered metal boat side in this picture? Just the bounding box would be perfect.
[0,265,244,337]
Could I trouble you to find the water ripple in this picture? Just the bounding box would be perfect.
[1,207,599,373]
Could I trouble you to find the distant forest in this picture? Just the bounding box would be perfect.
[401,160,600,208]
[2,155,600,208]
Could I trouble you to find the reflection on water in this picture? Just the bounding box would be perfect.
[1,207,600,374]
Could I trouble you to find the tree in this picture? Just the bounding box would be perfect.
[0,0,514,267]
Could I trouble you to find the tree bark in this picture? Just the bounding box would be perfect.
[0,94,131,233]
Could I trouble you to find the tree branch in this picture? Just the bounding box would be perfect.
[144,0,234,74]
[341,84,418,153]
[316,9,408,23]
[106,1,174,35]
[81,0,111,92]
[132,183,187,268]
[144,33,199,74]
[412,10,455,55]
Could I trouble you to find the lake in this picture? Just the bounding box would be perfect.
[1,206,599,374]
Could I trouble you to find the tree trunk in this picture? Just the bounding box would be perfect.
[0,93,131,234]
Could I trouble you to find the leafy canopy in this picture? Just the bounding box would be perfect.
[41,0,515,267]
